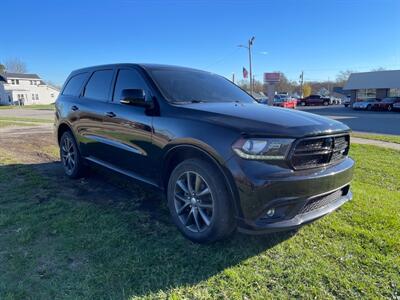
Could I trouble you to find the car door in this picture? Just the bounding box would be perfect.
[76,68,116,159]
[99,67,154,182]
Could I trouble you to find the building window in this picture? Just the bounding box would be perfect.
[35,94,39,100]
[15,79,19,85]
[389,88,400,97]
[51,93,54,98]
[357,89,376,100]
[32,94,35,100]
[11,79,15,84]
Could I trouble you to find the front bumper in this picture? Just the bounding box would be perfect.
[225,156,354,234]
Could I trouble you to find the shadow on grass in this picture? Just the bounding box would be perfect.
[0,162,294,299]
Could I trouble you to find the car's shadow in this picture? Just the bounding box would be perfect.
[1,161,295,298]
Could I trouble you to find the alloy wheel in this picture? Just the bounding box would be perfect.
[61,136,76,175]
[174,171,214,233]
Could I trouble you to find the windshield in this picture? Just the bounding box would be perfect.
[148,68,255,104]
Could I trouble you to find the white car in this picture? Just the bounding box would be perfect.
[352,99,380,110]
[393,101,400,111]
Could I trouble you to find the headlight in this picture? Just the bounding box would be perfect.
[233,138,294,160]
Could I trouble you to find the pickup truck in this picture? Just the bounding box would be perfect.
[299,95,330,106]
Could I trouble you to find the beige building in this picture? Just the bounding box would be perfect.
[0,72,60,105]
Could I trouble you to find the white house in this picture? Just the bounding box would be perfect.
[1,72,60,105]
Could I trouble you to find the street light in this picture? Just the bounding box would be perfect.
[238,36,255,95]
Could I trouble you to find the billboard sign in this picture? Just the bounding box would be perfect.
[264,72,281,84]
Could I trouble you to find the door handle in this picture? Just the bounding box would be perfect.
[71,105,79,111]
[105,112,116,118]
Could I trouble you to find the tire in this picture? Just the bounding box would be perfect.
[60,131,86,179]
[300,102,306,106]
[388,105,392,112]
[323,101,329,106]
[167,158,235,243]
[344,104,349,107]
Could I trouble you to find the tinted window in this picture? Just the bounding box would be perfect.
[113,69,150,102]
[148,68,254,103]
[62,73,88,96]
[84,70,114,101]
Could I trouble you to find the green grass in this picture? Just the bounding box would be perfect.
[0,117,53,128]
[0,104,54,110]
[0,145,399,299]
[0,116,53,123]
[352,132,400,144]
[0,120,39,128]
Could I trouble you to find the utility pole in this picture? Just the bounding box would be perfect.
[232,73,235,83]
[238,36,255,95]
[300,71,304,98]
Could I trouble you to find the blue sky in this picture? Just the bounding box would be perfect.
[1,0,399,85]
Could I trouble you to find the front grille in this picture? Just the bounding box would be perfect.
[291,134,349,169]
[299,188,345,214]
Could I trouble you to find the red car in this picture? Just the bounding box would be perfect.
[273,95,297,109]
[372,97,400,111]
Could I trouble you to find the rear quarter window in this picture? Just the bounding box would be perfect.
[62,73,89,97]
[83,70,114,102]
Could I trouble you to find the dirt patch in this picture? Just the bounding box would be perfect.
[0,125,167,223]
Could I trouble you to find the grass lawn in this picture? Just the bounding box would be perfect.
[0,117,53,128]
[352,132,400,144]
[0,120,40,128]
[0,104,55,110]
[0,144,399,299]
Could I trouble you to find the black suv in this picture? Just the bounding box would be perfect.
[55,64,354,243]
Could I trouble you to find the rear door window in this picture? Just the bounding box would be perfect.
[84,70,114,101]
[62,73,88,96]
[113,69,151,102]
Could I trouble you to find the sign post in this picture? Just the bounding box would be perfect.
[263,73,281,106]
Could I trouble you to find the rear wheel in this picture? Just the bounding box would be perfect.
[323,101,329,106]
[167,159,235,243]
[60,131,86,178]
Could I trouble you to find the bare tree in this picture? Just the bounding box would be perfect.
[4,58,27,73]
[0,64,5,74]
[335,70,354,86]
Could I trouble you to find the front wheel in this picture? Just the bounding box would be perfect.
[167,159,235,243]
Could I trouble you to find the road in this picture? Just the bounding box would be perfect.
[297,105,400,135]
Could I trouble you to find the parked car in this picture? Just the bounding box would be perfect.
[371,97,400,111]
[393,101,400,111]
[299,94,330,106]
[273,95,297,109]
[343,97,351,107]
[55,63,354,243]
[352,98,381,110]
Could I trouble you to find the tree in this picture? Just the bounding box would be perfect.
[303,84,312,97]
[0,64,5,74]
[335,70,354,87]
[4,58,27,73]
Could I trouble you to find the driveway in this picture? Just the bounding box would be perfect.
[297,105,400,135]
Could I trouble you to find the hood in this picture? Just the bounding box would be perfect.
[177,102,350,138]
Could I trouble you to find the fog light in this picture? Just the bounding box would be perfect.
[266,208,275,217]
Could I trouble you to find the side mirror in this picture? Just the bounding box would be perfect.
[120,89,148,107]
